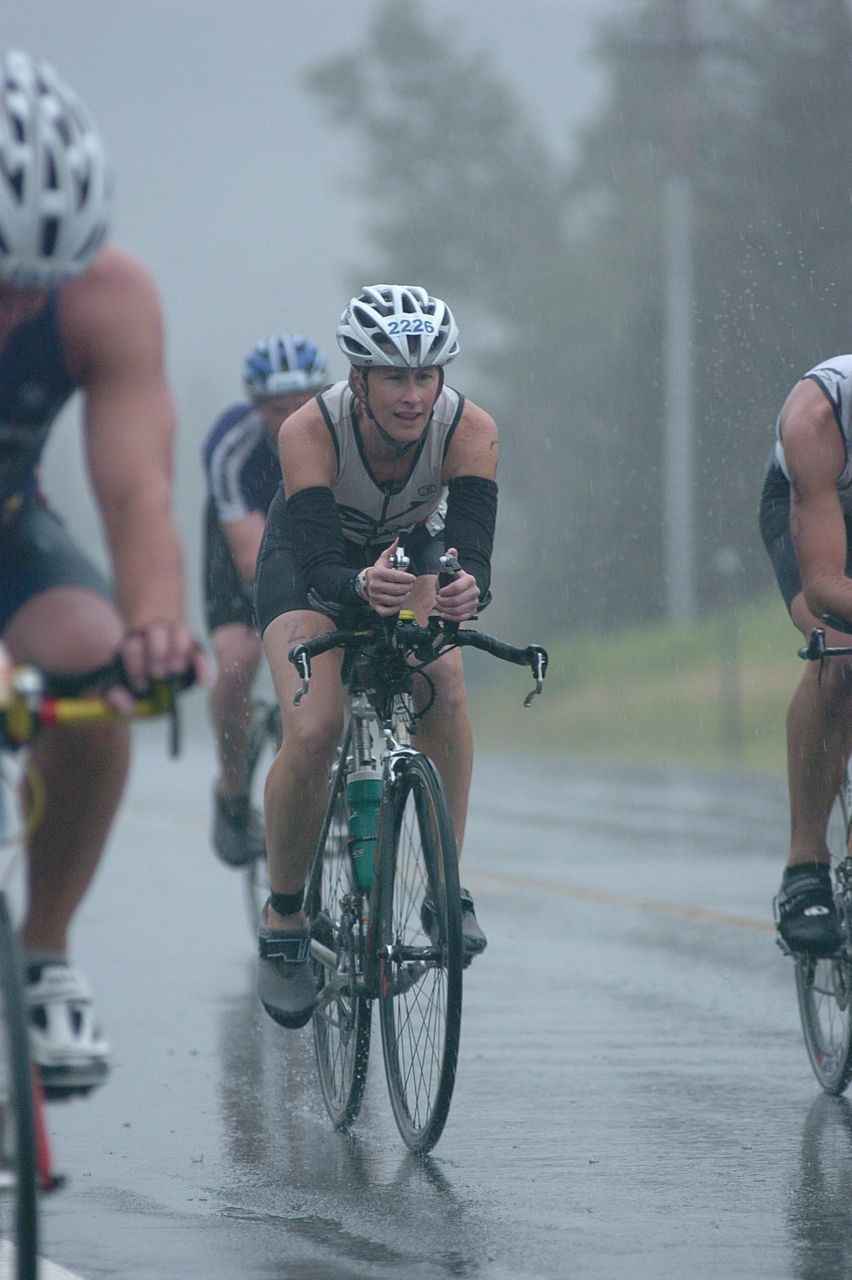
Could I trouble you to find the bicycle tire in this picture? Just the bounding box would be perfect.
[308,759,371,1129]
[0,893,38,1279]
[795,775,852,1094]
[377,753,463,1154]
[242,698,280,936]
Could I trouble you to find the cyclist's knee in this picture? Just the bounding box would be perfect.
[211,623,261,678]
[4,588,122,671]
[418,650,468,717]
[282,706,342,769]
[804,652,852,703]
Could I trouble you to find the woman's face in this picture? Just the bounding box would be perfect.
[355,366,441,446]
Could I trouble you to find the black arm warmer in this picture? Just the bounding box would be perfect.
[284,486,359,605]
[443,475,498,602]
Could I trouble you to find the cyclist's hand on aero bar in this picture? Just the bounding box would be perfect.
[363,538,417,617]
[112,619,211,714]
[433,547,479,622]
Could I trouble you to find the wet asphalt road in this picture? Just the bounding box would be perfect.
[29,730,850,1280]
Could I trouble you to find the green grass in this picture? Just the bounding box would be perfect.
[469,592,800,774]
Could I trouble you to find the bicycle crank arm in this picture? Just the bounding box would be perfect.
[310,938,339,971]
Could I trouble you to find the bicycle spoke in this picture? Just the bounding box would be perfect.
[310,779,371,1129]
[378,756,462,1153]
[795,787,852,1094]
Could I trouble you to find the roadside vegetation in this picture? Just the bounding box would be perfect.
[470,593,797,774]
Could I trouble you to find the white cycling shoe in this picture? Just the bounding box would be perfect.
[25,962,111,1099]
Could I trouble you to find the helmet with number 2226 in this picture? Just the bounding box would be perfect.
[336,284,460,369]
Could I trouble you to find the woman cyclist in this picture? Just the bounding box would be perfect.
[254,284,499,1028]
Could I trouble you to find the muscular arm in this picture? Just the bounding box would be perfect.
[61,248,184,629]
[278,402,360,604]
[783,377,852,620]
[441,401,499,602]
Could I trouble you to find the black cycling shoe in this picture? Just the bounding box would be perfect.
[421,887,488,964]
[213,792,265,868]
[775,864,842,957]
[257,912,315,1029]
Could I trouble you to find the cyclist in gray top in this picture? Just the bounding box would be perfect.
[760,355,852,956]
[254,284,498,1028]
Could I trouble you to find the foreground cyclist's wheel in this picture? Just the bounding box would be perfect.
[795,782,852,1094]
[243,699,280,936]
[377,754,463,1154]
[309,780,371,1129]
[0,894,38,1279]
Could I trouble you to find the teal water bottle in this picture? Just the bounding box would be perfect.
[346,767,382,890]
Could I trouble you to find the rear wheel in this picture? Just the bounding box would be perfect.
[308,766,371,1129]
[0,894,38,1279]
[377,754,463,1154]
[795,775,852,1094]
[243,699,280,935]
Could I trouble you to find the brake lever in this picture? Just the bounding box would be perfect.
[291,648,312,705]
[524,646,548,708]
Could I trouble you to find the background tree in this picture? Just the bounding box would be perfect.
[307,0,852,636]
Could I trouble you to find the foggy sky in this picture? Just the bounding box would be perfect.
[6,0,630,631]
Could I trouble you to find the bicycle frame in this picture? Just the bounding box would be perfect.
[307,679,422,1009]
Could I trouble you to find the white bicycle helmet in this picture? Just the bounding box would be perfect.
[243,333,328,400]
[0,50,111,288]
[336,284,460,368]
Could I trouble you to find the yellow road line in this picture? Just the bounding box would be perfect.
[465,868,776,933]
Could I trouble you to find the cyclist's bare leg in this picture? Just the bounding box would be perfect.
[262,609,344,929]
[787,592,852,867]
[412,648,473,854]
[3,587,129,953]
[406,576,473,854]
[209,621,262,797]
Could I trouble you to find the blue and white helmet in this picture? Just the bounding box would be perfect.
[336,285,460,368]
[0,50,111,287]
[242,333,328,400]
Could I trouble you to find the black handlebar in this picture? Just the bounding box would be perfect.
[289,618,548,708]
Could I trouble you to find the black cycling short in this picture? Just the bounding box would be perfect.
[0,496,113,633]
[254,487,445,635]
[202,497,256,633]
[759,457,852,611]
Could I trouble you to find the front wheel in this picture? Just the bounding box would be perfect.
[795,781,852,1094]
[0,894,38,1278]
[308,765,371,1130]
[377,754,463,1154]
[242,699,280,936]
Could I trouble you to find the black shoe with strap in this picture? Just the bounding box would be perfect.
[257,904,316,1029]
[775,863,842,957]
[421,887,488,965]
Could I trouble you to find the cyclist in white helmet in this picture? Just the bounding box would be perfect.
[254,284,499,1028]
[0,50,208,1096]
[201,334,328,867]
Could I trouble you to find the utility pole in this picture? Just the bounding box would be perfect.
[663,0,697,623]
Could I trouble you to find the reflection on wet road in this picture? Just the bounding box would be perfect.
[31,739,847,1279]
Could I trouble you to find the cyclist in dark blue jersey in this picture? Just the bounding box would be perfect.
[0,51,207,1096]
[201,334,328,867]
